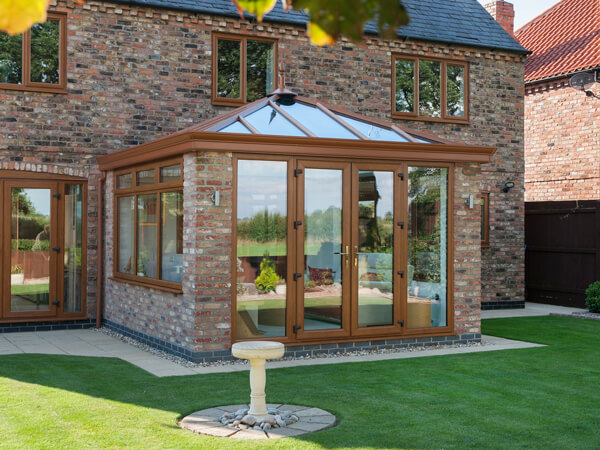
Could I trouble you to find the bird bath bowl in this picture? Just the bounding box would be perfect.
[231,341,285,420]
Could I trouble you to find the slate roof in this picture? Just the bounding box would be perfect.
[515,0,600,83]
[112,0,527,53]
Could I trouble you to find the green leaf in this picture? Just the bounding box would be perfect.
[232,0,278,21]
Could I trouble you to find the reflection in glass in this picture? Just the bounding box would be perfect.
[0,32,23,84]
[337,114,410,142]
[407,167,448,328]
[277,101,358,139]
[137,194,157,278]
[64,184,83,312]
[246,40,274,102]
[395,59,415,113]
[161,192,183,283]
[304,169,343,331]
[419,60,441,118]
[10,188,51,311]
[116,173,132,189]
[159,165,181,183]
[136,169,154,186]
[236,160,287,338]
[217,39,241,99]
[117,196,134,274]
[245,106,306,137]
[30,20,60,84]
[447,65,465,117]
[357,171,394,327]
[219,120,252,134]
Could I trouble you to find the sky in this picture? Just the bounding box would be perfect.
[477,0,560,30]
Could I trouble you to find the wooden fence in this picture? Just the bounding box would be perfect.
[525,200,600,308]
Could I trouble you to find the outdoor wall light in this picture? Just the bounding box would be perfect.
[211,189,220,206]
[502,181,515,193]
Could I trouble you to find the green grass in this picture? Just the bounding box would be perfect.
[11,283,49,296]
[1,316,600,448]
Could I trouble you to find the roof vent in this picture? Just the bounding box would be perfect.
[268,64,297,104]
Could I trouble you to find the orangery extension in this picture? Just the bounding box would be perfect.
[0,0,527,361]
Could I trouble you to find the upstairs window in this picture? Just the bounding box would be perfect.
[392,56,468,122]
[0,12,66,93]
[212,33,276,106]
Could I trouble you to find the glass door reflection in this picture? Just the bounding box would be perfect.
[10,187,52,312]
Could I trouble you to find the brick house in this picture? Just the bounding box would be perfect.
[514,0,600,202]
[0,0,526,361]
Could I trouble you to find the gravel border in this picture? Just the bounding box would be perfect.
[550,312,600,321]
[94,327,485,369]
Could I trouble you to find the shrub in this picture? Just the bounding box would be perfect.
[254,252,279,293]
[585,281,600,313]
[10,265,23,274]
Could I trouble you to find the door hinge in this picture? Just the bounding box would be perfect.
[398,319,404,327]
[294,273,303,281]
[398,173,404,181]
[294,169,303,177]
[52,193,61,199]
[52,246,61,252]
[397,221,404,229]
[294,220,303,229]
[397,270,404,278]
[293,325,302,333]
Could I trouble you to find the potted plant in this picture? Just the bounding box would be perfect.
[11,265,24,285]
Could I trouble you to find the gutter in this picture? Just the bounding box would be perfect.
[525,67,600,87]
[96,171,106,328]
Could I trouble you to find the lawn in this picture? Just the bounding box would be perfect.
[1,316,599,448]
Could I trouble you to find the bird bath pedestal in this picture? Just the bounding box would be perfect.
[231,341,285,420]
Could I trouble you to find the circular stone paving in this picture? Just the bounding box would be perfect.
[179,404,336,440]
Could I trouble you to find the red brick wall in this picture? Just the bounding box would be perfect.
[484,1,515,37]
[0,0,525,347]
[525,79,600,202]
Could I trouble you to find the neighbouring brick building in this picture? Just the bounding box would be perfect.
[515,0,600,202]
[0,0,527,361]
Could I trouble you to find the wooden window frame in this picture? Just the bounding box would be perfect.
[481,192,490,247]
[212,32,278,107]
[0,12,67,94]
[232,154,455,346]
[391,55,469,124]
[113,158,183,293]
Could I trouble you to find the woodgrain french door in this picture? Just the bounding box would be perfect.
[295,161,406,340]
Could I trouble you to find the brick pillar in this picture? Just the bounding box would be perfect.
[484,1,515,37]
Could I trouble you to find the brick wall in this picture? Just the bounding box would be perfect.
[0,0,525,347]
[484,1,515,37]
[524,79,600,202]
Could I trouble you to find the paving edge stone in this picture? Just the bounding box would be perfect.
[179,404,336,439]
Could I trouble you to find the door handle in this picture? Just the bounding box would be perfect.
[52,300,60,306]
[333,246,350,266]
[52,247,61,252]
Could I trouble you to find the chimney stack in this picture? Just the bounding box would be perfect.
[484,1,515,37]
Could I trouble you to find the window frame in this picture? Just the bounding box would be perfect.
[211,32,278,107]
[481,192,490,247]
[0,12,67,94]
[113,158,184,293]
[391,55,469,124]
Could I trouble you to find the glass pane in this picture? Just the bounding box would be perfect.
[245,105,307,137]
[304,169,343,331]
[418,60,441,118]
[447,65,465,117]
[219,120,252,134]
[246,40,274,102]
[159,165,181,183]
[395,59,415,113]
[236,160,287,338]
[161,192,183,283]
[277,101,358,139]
[10,188,51,312]
[0,32,22,84]
[336,114,410,142]
[117,196,134,274]
[217,39,241,99]
[137,194,157,278]
[116,173,132,189]
[136,169,154,186]
[30,20,60,84]
[64,184,83,313]
[407,167,448,329]
[357,171,394,328]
